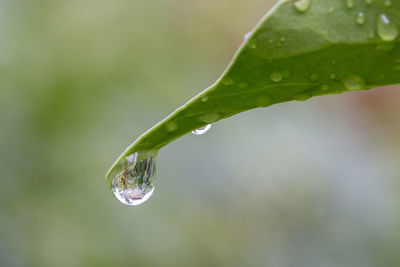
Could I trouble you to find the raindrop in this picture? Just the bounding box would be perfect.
[330,73,336,79]
[201,95,208,102]
[256,96,272,107]
[321,84,329,90]
[356,12,365,25]
[293,0,311,13]
[343,75,365,91]
[270,72,283,82]
[328,6,335,13]
[165,121,178,132]
[222,77,233,85]
[192,124,212,135]
[200,112,219,123]
[377,14,398,41]
[346,0,354,8]
[106,151,157,206]
[244,32,251,40]
[365,0,373,4]
[384,0,392,7]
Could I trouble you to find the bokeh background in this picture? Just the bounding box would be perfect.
[1,0,400,266]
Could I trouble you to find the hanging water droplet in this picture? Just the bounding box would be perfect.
[106,151,157,206]
[377,14,399,41]
[270,72,283,82]
[384,0,392,7]
[346,0,354,8]
[192,124,212,135]
[293,0,311,13]
[356,12,365,25]
[343,75,365,91]
[244,32,251,40]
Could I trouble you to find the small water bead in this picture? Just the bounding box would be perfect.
[295,94,311,101]
[293,0,311,13]
[328,6,335,13]
[384,0,392,7]
[365,0,373,4]
[256,96,272,107]
[201,95,208,102]
[107,151,157,206]
[346,0,354,9]
[377,14,399,41]
[310,73,318,81]
[200,112,219,123]
[330,73,336,79]
[321,84,329,90]
[356,12,365,25]
[165,121,178,132]
[192,124,212,135]
[270,72,283,82]
[244,32,251,40]
[222,77,233,85]
[343,75,364,91]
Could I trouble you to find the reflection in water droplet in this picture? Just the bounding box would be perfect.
[377,14,399,41]
[244,32,251,40]
[346,0,354,8]
[270,72,283,82]
[356,12,365,25]
[293,0,311,13]
[107,151,157,206]
[192,124,212,135]
[343,75,365,91]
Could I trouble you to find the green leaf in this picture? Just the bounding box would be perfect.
[107,0,400,176]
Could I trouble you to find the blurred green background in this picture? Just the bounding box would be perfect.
[2,0,400,266]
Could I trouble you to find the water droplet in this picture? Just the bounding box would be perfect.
[107,151,157,206]
[293,0,311,13]
[310,73,318,81]
[368,29,375,38]
[200,112,219,123]
[192,124,212,135]
[321,84,329,90]
[330,73,336,79]
[365,0,373,4]
[280,37,286,42]
[384,0,392,7]
[256,96,272,107]
[244,32,251,40]
[346,0,354,8]
[239,83,248,89]
[377,14,399,41]
[222,77,233,85]
[270,72,283,82]
[356,12,365,25]
[249,41,257,49]
[294,94,311,101]
[201,95,208,102]
[328,6,335,13]
[165,121,178,132]
[343,75,365,91]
